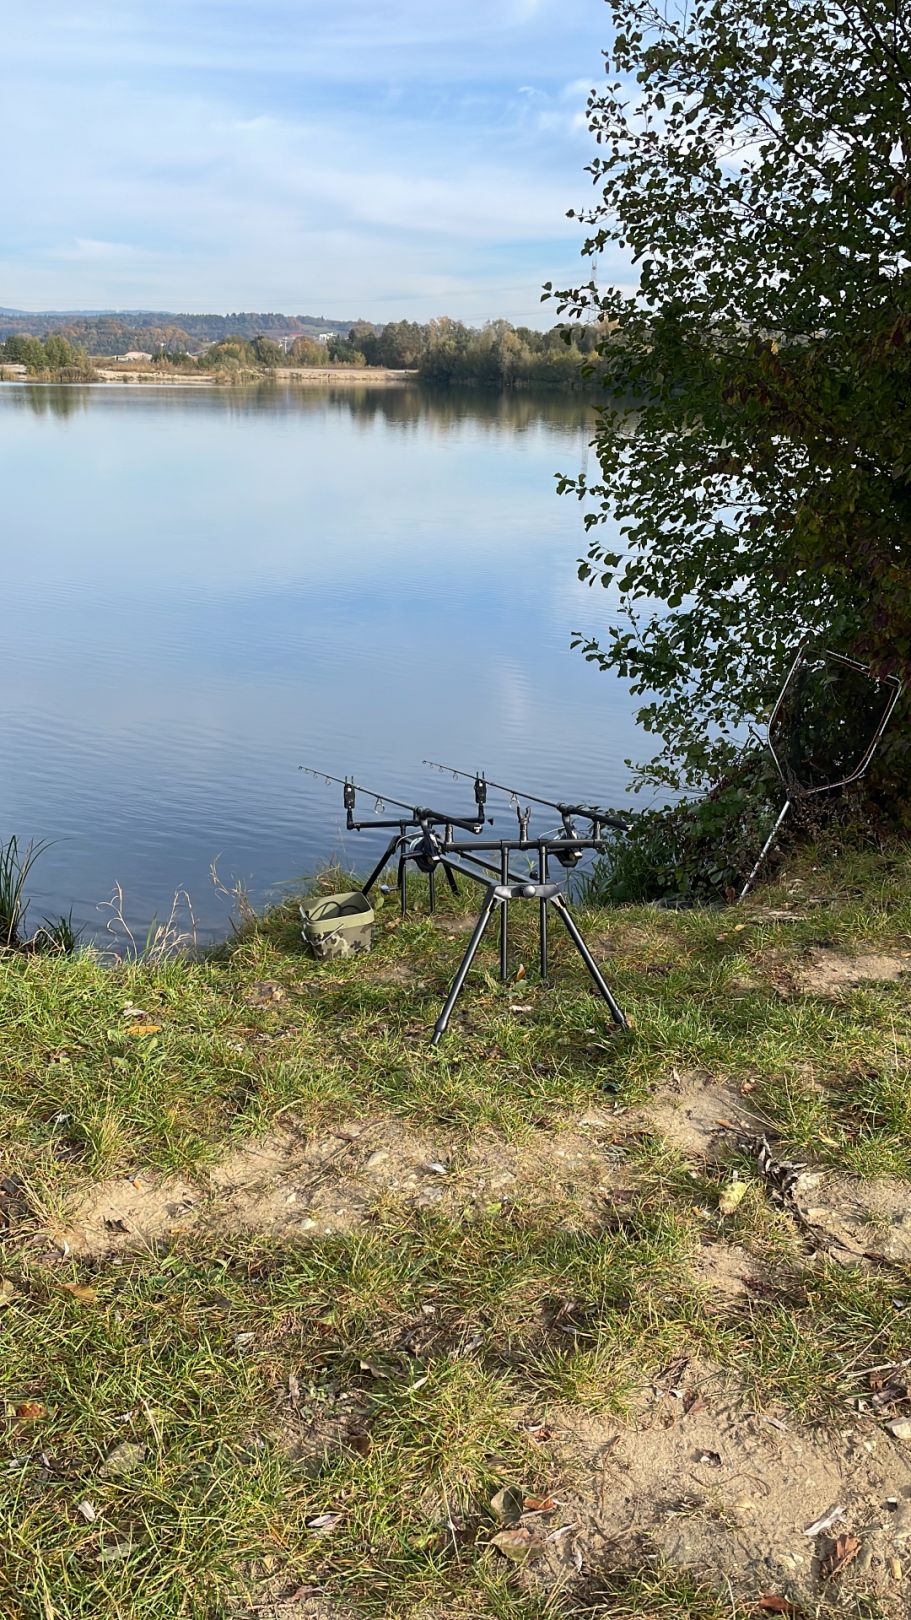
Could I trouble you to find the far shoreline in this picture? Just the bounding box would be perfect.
[0,364,420,388]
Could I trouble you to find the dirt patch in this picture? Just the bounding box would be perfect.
[640,1069,763,1158]
[362,961,424,986]
[791,1169,911,1264]
[59,1169,200,1253]
[693,1239,756,1301]
[54,1114,643,1257]
[236,1581,353,1620]
[798,949,909,995]
[528,1367,911,1614]
[432,914,478,937]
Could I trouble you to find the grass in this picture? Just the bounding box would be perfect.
[1,838,910,1618]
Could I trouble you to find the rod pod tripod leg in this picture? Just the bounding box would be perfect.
[429,866,628,1045]
[430,886,499,1047]
[550,894,627,1028]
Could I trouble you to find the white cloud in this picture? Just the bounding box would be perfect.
[0,0,611,318]
[52,238,159,263]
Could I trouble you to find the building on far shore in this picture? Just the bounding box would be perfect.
[115,351,153,362]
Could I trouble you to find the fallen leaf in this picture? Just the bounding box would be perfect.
[306,1513,341,1532]
[490,1485,524,1525]
[718,1179,748,1216]
[77,1499,97,1523]
[98,1538,133,1563]
[757,1598,804,1616]
[545,1522,576,1543]
[683,1390,707,1415]
[15,1400,47,1423]
[347,1424,371,1457]
[100,1440,147,1478]
[359,1354,400,1380]
[888,1555,903,1580]
[490,1527,539,1563]
[60,1282,98,1304]
[514,964,526,981]
[0,1279,17,1306]
[803,1504,845,1537]
[522,1495,556,1513]
[524,1422,552,1441]
[124,1024,161,1036]
[755,1412,789,1432]
[821,1533,861,1579]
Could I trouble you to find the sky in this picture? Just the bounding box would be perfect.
[0,0,616,325]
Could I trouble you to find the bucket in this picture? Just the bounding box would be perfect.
[300,890,374,960]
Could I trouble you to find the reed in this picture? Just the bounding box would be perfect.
[0,834,50,947]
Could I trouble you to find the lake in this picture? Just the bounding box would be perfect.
[0,381,648,942]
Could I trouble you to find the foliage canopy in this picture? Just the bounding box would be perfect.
[555,0,911,797]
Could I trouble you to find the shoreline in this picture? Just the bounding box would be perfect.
[0,365,421,388]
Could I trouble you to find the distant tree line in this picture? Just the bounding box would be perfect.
[1,333,97,379]
[1,315,602,391]
[190,319,600,388]
[0,312,353,351]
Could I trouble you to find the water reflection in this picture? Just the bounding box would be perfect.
[3,378,594,433]
[0,382,636,941]
[7,383,95,418]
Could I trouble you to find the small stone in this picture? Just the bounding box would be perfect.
[887,1418,911,1441]
[889,1555,903,1580]
[365,1150,390,1172]
[490,1485,524,1525]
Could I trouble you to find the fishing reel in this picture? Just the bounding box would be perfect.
[407,830,443,874]
[548,822,585,868]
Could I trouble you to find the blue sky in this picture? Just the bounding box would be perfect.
[1,0,616,324]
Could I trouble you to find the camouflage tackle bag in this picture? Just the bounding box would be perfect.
[300,891,374,960]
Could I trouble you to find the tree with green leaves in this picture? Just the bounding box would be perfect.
[554,0,911,803]
[251,335,285,368]
[289,335,327,366]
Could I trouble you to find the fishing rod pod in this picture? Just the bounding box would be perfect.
[301,757,631,1042]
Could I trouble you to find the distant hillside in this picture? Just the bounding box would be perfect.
[0,309,360,354]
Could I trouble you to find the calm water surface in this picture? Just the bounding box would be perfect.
[1,382,646,940]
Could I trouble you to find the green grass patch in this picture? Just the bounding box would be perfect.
[2,841,910,1616]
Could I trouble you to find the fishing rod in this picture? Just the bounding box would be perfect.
[299,765,489,834]
[422,760,630,835]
